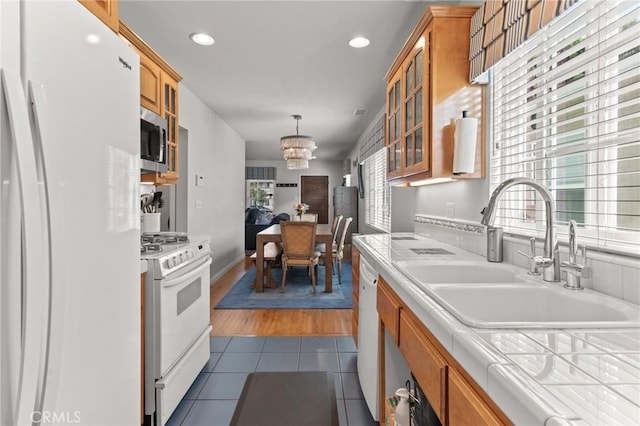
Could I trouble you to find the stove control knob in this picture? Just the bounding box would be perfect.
[166,258,173,268]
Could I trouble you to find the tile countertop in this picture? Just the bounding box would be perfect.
[353,232,640,426]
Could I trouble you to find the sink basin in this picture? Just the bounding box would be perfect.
[396,262,524,285]
[431,285,640,328]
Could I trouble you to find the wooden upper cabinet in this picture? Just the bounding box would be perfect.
[139,54,161,115]
[119,22,182,185]
[386,69,403,180]
[161,73,179,181]
[79,0,119,33]
[384,6,485,185]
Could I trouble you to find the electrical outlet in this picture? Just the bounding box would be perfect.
[446,202,455,218]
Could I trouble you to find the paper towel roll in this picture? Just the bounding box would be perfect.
[453,112,478,175]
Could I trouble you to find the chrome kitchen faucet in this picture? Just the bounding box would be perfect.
[560,220,592,290]
[481,177,561,283]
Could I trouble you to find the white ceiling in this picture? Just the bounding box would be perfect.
[119,1,472,162]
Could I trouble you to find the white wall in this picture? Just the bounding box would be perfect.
[246,159,343,222]
[179,86,246,280]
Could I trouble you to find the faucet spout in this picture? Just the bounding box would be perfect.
[482,177,560,282]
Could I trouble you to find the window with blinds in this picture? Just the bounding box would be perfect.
[364,148,390,232]
[490,0,639,254]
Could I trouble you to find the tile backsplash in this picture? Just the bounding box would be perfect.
[414,214,640,305]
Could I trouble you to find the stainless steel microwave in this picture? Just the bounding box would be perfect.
[140,107,168,173]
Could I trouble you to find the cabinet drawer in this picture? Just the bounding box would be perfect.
[377,277,401,344]
[449,368,505,426]
[398,310,447,423]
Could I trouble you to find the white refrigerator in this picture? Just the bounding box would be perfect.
[0,1,141,425]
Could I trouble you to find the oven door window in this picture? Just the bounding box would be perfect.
[177,278,202,316]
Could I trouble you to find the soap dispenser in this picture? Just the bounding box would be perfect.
[394,388,411,426]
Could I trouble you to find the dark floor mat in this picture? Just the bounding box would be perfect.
[230,372,339,426]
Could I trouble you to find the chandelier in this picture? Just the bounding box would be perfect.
[281,115,316,170]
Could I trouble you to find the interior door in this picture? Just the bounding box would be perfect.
[301,175,328,224]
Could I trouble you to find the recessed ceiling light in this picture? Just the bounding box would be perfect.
[349,37,370,48]
[190,33,214,46]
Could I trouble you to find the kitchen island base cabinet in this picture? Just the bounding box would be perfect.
[377,277,511,425]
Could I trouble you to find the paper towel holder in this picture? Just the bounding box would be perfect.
[453,110,478,175]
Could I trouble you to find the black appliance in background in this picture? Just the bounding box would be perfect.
[409,373,442,426]
[333,186,358,245]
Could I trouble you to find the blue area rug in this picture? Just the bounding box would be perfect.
[215,263,352,309]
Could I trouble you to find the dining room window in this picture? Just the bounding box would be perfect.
[490,0,639,254]
[364,148,390,232]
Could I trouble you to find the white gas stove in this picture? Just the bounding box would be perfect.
[141,232,212,425]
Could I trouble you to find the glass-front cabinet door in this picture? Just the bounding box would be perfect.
[386,69,403,179]
[403,34,428,176]
[162,73,179,180]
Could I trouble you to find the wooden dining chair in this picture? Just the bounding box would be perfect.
[280,221,321,294]
[315,215,343,257]
[319,217,352,284]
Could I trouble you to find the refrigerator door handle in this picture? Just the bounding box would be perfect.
[27,81,55,415]
[1,69,48,425]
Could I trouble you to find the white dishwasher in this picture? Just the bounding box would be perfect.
[357,255,379,420]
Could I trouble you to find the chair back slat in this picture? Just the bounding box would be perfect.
[336,217,353,256]
[331,215,343,244]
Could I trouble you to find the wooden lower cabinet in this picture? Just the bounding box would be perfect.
[449,368,504,426]
[377,276,401,345]
[351,247,360,344]
[399,310,447,423]
[377,277,510,426]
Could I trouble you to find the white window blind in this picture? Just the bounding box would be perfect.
[364,148,390,232]
[490,0,640,254]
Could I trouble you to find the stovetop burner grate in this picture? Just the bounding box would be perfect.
[142,232,189,245]
[140,243,162,254]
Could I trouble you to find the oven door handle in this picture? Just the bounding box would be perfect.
[162,257,212,288]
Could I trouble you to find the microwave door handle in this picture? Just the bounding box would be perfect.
[162,257,212,288]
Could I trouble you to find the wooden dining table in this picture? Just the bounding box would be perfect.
[255,223,334,293]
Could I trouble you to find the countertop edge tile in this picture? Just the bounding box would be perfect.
[488,364,578,424]
[451,330,512,390]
